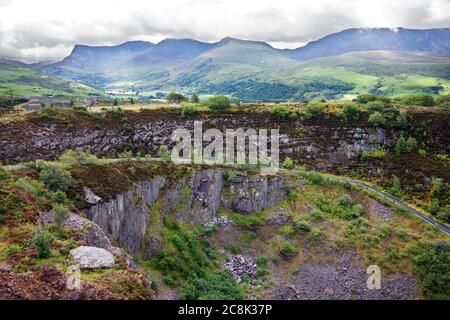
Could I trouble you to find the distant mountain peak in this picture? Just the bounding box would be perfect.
[216,37,273,48]
[288,27,450,61]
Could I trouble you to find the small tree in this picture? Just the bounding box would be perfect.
[395,135,417,154]
[190,93,200,103]
[342,103,359,122]
[32,229,53,259]
[166,92,187,104]
[304,102,325,119]
[397,109,408,127]
[368,111,386,127]
[207,95,231,111]
[273,105,296,120]
[366,101,385,113]
[35,161,73,192]
[113,99,119,106]
[53,203,69,225]
[181,103,198,117]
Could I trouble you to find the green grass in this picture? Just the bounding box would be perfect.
[0,63,104,97]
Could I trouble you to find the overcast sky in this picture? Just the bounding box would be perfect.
[0,0,449,62]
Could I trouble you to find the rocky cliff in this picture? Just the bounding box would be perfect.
[84,167,296,258]
[0,109,398,164]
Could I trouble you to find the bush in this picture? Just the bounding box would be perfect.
[394,135,417,155]
[230,213,266,229]
[430,177,443,199]
[428,199,440,215]
[38,106,59,118]
[53,191,68,204]
[418,149,427,157]
[207,95,231,111]
[309,228,322,242]
[180,271,244,300]
[390,176,405,198]
[287,189,298,202]
[437,206,450,223]
[305,172,325,185]
[32,230,53,259]
[397,109,408,126]
[15,177,47,198]
[361,148,387,159]
[190,93,200,103]
[296,220,311,232]
[163,275,175,286]
[166,92,187,104]
[280,225,295,237]
[72,106,89,115]
[180,103,198,116]
[4,244,22,256]
[243,231,257,242]
[368,111,386,127]
[357,94,390,104]
[150,280,158,291]
[280,241,298,256]
[316,193,363,220]
[35,161,73,192]
[435,95,450,107]
[304,102,325,119]
[366,101,386,112]
[53,204,69,225]
[401,94,435,107]
[59,150,105,168]
[0,166,10,181]
[311,209,323,221]
[414,241,450,299]
[256,256,268,268]
[338,194,353,207]
[342,103,359,122]
[273,105,296,120]
[281,157,294,169]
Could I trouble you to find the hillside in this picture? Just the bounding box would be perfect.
[35,28,450,101]
[0,104,449,300]
[0,63,104,98]
[286,27,450,61]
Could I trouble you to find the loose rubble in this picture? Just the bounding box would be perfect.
[204,216,229,228]
[224,255,257,283]
[270,252,418,300]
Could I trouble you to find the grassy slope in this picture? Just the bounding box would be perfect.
[291,51,450,98]
[0,63,105,97]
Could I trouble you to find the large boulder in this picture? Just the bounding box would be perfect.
[70,246,115,269]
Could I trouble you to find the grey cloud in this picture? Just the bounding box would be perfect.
[0,0,449,63]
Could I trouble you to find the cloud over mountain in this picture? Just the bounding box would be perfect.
[0,0,449,62]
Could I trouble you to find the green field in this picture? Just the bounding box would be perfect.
[0,63,104,97]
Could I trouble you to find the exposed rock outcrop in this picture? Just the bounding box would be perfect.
[70,246,115,269]
[86,168,296,258]
[0,110,404,165]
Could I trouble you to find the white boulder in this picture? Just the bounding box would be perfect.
[70,246,115,269]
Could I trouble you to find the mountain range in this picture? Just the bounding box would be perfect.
[2,27,450,100]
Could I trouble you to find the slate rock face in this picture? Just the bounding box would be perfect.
[0,112,396,165]
[86,169,296,258]
[70,246,115,269]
